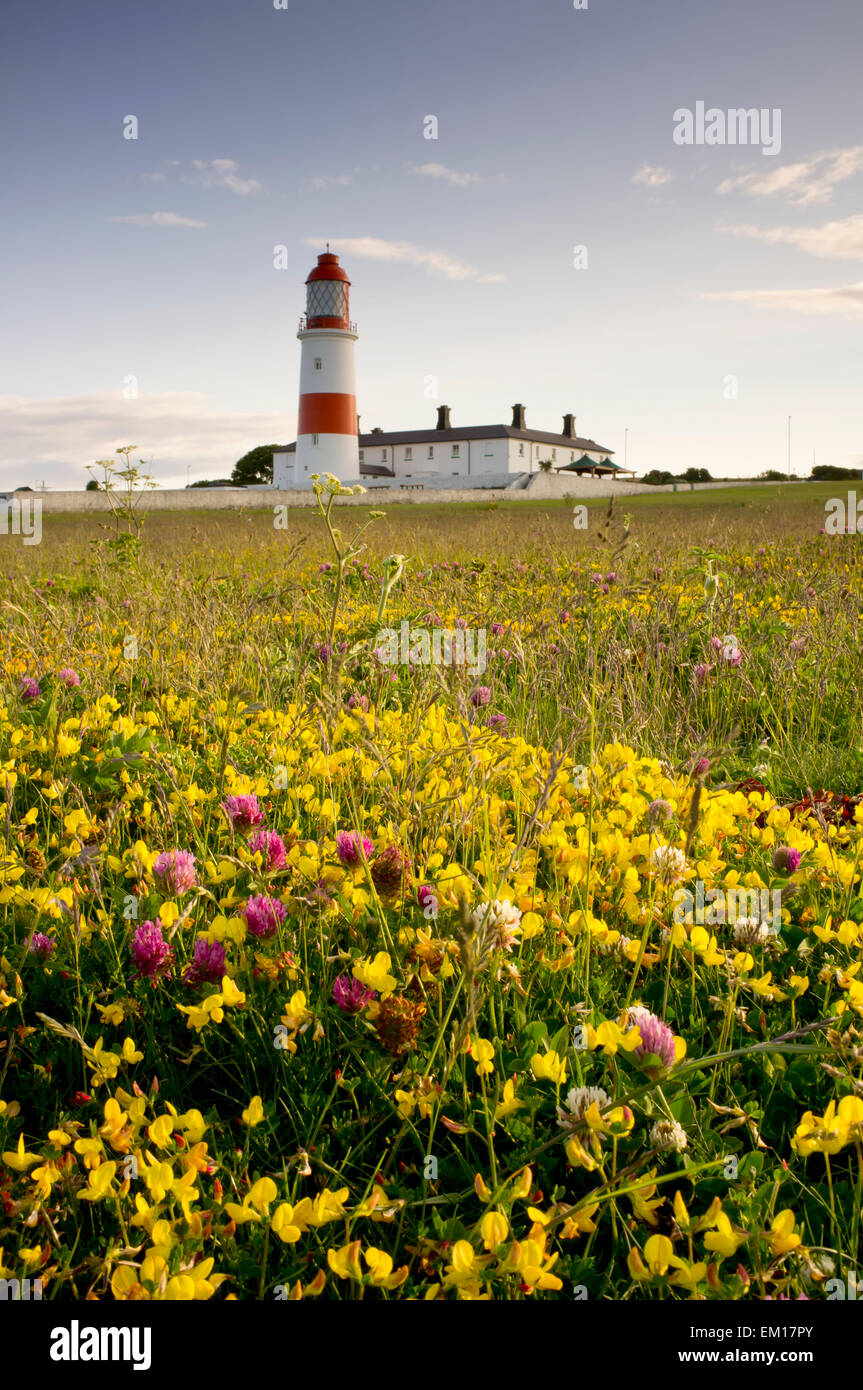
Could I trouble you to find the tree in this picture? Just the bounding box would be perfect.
[85,479,100,491]
[683,467,712,483]
[811,464,859,481]
[231,445,277,486]
[641,470,674,486]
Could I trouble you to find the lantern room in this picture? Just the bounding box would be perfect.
[302,250,352,330]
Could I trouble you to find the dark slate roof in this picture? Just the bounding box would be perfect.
[557,454,629,473]
[274,426,614,454]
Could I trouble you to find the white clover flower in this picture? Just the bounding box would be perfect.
[732,917,771,946]
[470,898,522,953]
[650,1118,688,1152]
[595,933,633,959]
[557,1086,611,1130]
[650,844,688,886]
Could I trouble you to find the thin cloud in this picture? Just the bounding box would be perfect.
[188,159,262,196]
[411,163,483,187]
[110,212,207,228]
[632,164,672,188]
[717,146,863,206]
[311,172,356,190]
[303,236,504,282]
[720,214,863,260]
[717,214,861,261]
[702,282,863,317]
[0,391,290,489]
[137,159,262,195]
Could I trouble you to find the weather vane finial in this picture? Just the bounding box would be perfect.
[326,240,330,252]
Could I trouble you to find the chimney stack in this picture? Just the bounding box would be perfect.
[511,403,526,430]
[562,413,576,438]
[436,405,451,430]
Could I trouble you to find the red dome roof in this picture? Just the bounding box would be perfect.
[306,251,350,284]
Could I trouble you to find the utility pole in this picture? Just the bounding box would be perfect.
[624,428,629,473]
[787,415,791,478]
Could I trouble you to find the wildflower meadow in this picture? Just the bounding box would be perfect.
[2,477,862,1314]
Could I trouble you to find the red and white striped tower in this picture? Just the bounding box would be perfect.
[294,249,359,488]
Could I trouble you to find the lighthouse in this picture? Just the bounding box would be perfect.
[293,248,359,488]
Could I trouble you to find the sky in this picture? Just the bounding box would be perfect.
[1,0,861,488]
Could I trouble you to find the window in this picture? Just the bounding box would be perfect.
[358,450,364,462]
[312,434,319,446]
[451,445,460,458]
[405,447,413,461]
[427,446,434,459]
[382,449,388,461]
[306,281,347,319]
[519,443,524,457]
[570,452,574,462]
[552,449,556,460]
[314,358,323,371]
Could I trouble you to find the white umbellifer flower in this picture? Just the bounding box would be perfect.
[732,916,771,946]
[470,898,523,953]
[650,1118,688,1152]
[650,844,687,886]
[557,1086,611,1130]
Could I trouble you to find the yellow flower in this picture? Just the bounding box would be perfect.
[147,1114,175,1149]
[247,1176,278,1212]
[353,951,397,995]
[530,1050,567,1085]
[78,1159,118,1202]
[241,1095,265,1127]
[121,1037,143,1064]
[443,1239,490,1288]
[327,1240,363,1281]
[220,975,246,1008]
[177,992,224,1031]
[703,1211,747,1260]
[271,1203,303,1244]
[495,1077,524,1119]
[97,1002,125,1026]
[2,1134,41,1171]
[628,1234,706,1288]
[364,1246,408,1289]
[766,1209,802,1257]
[469,1037,495,1077]
[292,1187,350,1228]
[479,1211,509,1251]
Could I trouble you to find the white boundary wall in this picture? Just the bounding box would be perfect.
[27,477,797,513]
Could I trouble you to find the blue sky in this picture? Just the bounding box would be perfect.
[1,0,861,487]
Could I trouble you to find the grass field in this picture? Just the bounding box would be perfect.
[1,479,862,1301]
